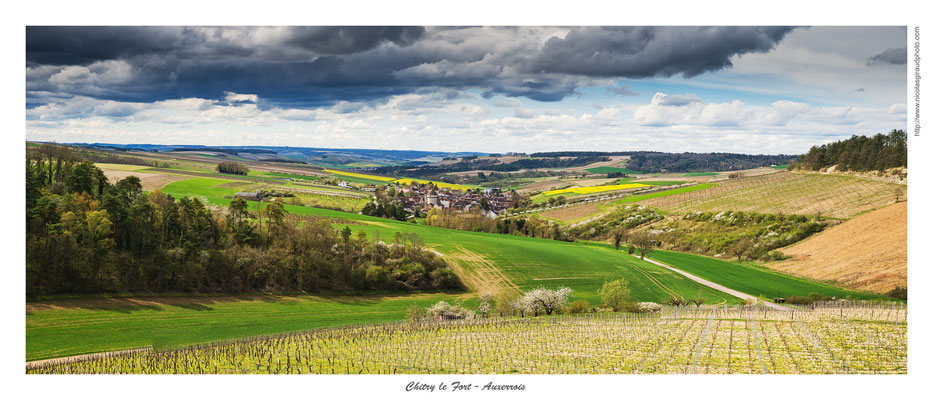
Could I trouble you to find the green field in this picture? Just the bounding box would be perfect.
[622,179,686,186]
[162,177,249,199]
[26,293,469,361]
[771,164,789,169]
[26,202,748,360]
[254,171,320,181]
[614,183,717,204]
[646,250,882,300]
[684,172,719,177]
[293,192,372,212]
[147,177,740,305]
[27,168,887,362]
[585,166,641,174]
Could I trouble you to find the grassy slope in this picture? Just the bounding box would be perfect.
[614,183,717,204]
[28,171,884,360]
[647,249,882,300]
[163,176,877,304]
[26,293,469,361]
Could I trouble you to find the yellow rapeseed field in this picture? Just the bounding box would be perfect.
[543,183,652,196]
[392,178,473,191]
[323,169,395,182]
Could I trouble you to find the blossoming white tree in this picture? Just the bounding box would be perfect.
[478,292,495,317]
[517,286,574,316]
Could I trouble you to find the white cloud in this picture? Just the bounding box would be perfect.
[223,92,259,104]
[26,89,907,155]
[632,92,904,130]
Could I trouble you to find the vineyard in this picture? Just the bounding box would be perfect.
[543,183,651,196]
[28,302,906,374]
[323,169,395,182]
[392,178,475,191]
[639,172,904,218]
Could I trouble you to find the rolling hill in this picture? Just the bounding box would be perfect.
[766,201,907,293]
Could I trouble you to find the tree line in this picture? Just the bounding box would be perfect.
[26,147,462,296]
[216,161,250,175]
[791,129,907,172]
[369,156,610,178]
[423,209,570,241]
[626,152,796,173]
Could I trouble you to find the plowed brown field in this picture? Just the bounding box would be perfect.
[103,170,191,191]
[766,201,907,293]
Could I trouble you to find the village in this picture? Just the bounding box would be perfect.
[392,184,514,218]
[232,180,516,218]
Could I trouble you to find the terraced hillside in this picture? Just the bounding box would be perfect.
[639,172,904,218]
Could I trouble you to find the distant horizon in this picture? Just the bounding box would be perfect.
[30,140,811,157]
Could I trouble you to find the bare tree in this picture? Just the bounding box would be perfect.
[689,289,706,306]
[668,295,686,307]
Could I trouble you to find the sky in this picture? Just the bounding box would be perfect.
[25,26,908,154]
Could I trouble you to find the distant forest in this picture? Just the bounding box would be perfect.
[791,129,907,172]
[172,147,277,155]
[626,153,797,173]
[524,151,797,174]
[372,152,801,177]
[370,156,610,177]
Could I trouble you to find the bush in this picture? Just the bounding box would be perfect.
[728,172,745,179]
[566,300,591,314]
[787,293,833,305]
[598,278,632,311]
[886,286,907,300]
[766,250,789,261]
[425,301,475,320]
[638,302,663,313]
[618,300,643,313]
[406,303,427,322]
[496,291,519,316]
[787,295,813,305]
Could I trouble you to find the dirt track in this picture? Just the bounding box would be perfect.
[634,254,791,311]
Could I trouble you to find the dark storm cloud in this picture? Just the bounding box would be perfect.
[26,26,797,107]
[26,27,190,65]
[287,26,425,54]
[529,27,795,78]
[866,47,907,66]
